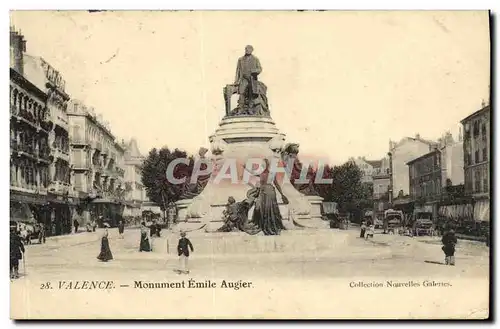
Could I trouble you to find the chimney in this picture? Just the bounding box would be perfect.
[10,27,26,74]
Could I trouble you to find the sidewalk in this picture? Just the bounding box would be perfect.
[36,228,125,248]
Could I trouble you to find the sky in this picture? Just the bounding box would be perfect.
[10,11,490,164]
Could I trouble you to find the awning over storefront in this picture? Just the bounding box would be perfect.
[438,203,474,221]
[10,190,47,205]
[474,199,490,222]
[10,201,36,223]
[90,198,121,204]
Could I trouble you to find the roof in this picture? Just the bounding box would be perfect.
[391,136,438,151]
[406,149,440,166]
[365,160,382,168]
[126,138,143,158]
[460,105,490,124]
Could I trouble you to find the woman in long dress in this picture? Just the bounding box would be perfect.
[139,222,152,252]
[248,158,288,235]
[97,228,113,262]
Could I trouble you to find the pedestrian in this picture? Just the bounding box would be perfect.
[38,223,46,244]
[149,220,157,237]
[177,231,194,274]
[441,228,458,265]
[360,220,367,238]
[73,219,80,234]
[10,226,25,279]
[118,220,125,239]
[92,219,97,232]
[97,228,113,262]
[155,222,162,238]
[365,224,375,240]
[139,222,152,252]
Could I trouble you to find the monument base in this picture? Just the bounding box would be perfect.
[157,228,349,256]
[177,115,325,232]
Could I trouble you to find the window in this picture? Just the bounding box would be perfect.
[483,170,489,193]
[474,169,481,193]
[475,150,479,164]
[483,147,487,162]
[464,152,469,166]
[473,120,480,137]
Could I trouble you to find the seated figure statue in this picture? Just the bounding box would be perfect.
[223,45,270,117]
[217,189,261,235]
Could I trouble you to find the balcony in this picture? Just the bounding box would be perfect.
[53,115,69,131]
[51,147,70,161]
[71,136,89,146]
[93,162,104,172]
[48,181,70,195]
[11,109,53,134]
[72,159,91,170]
[11,142,51,164]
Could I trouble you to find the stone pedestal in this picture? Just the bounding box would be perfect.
[175,116,326,233]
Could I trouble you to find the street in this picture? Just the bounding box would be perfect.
[10,227,490,319]
[12,227,489,281]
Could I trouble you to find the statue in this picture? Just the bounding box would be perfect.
[179,147,211,200]
[224,45,270,117]
[217,190,261,235]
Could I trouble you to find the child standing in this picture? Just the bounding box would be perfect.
[365,224,375,240]
[177,231,194,274]
[360,220,367,238]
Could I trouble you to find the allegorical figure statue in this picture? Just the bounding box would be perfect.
[224,45,270,117]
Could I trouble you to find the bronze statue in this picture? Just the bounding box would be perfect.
[224,45,270,117]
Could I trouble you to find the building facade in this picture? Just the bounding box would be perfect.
[461,105,490,223]
[10,28,76,236]
[68,100,127,227]
[10,29,52,229]
[25,55,75,235]
[389,134,437,200]
[351,157,377,184]
[438,131,464,187]
[407,149,442,217]
[122,138,148,218]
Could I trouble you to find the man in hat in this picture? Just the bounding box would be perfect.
[10,226,25,279]
[177,231,194,274]
[441,228,458,265]
[235,45,262,110]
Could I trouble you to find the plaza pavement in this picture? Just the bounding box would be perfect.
[14,226,489,280]
[10,227,490,319]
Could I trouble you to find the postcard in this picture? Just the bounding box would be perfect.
[9,10,490,319]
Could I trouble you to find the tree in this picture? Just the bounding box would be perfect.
[329,161,366,215]
[141,147,194,219]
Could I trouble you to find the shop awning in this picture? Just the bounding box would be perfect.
[10,202,36,223]
[10,190,47,205]
[91,198,120,204]
[438,203,474,220]
[474,200,490,222]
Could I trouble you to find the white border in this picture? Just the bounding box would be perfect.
[1,1,498,328]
